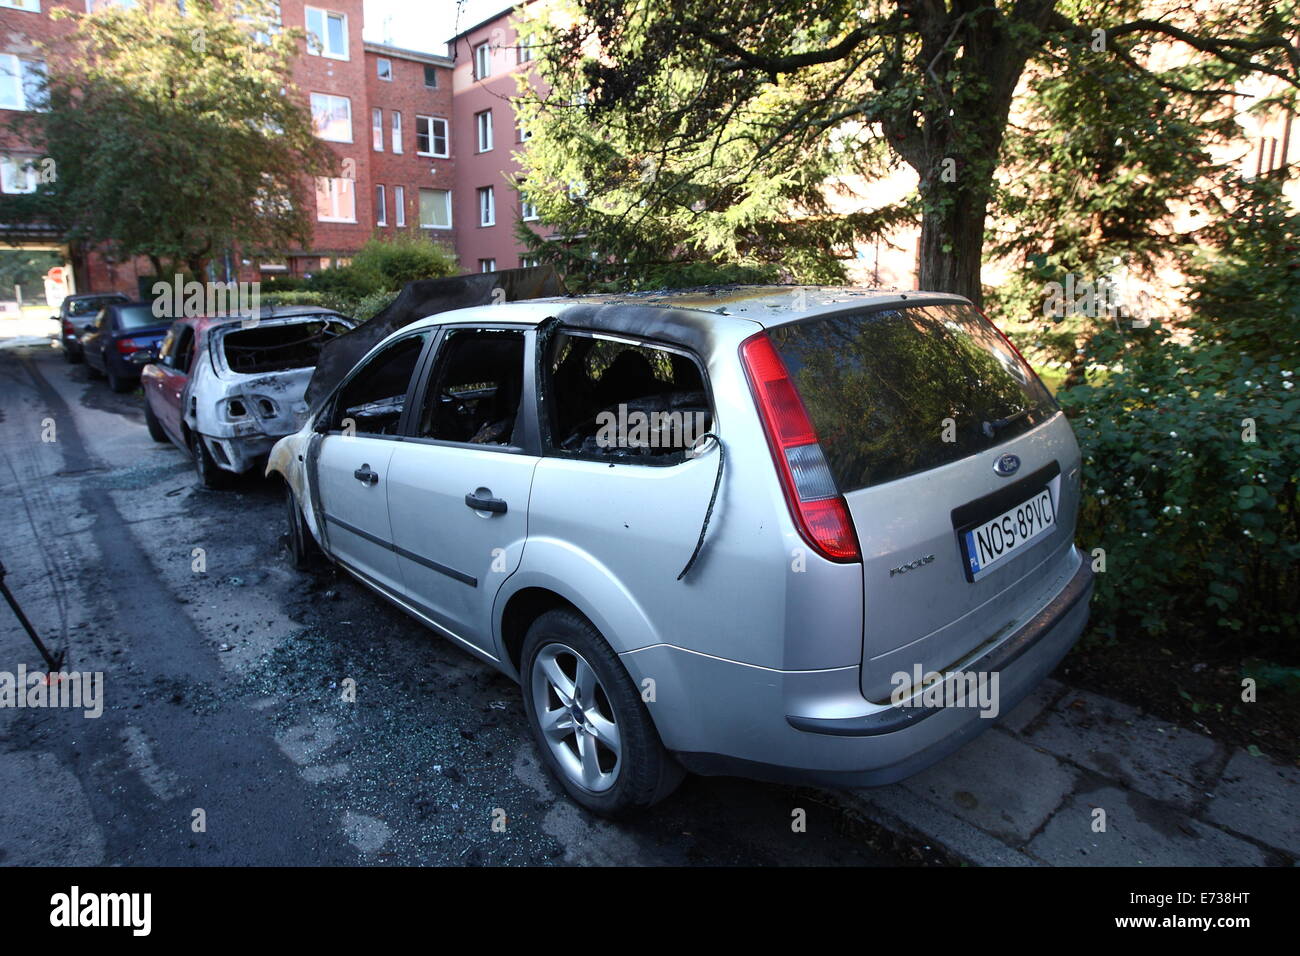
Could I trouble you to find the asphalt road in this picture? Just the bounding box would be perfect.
[0,331,942,866]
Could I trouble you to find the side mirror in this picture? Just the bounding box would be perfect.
[50,314,59,322]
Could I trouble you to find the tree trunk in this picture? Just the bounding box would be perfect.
[917,190,990,307]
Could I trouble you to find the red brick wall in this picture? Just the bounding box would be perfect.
[363,48,456,264]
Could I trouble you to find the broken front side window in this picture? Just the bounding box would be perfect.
[222,318,351,374]
[543,332,712,463]
[332,333,426,436]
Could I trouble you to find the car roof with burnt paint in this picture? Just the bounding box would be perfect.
[413,286,971,347]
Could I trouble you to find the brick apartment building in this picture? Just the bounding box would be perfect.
[0,0,470,296]
[2,1,1293,303]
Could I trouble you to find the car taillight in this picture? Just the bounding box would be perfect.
[740,332,860,562]
[115,337,150,355]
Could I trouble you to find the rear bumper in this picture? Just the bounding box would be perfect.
[200,432,279,475]
[633,547,1092,788]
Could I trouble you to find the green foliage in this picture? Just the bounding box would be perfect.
[350,232,457,288]
[2,0,333,276]
[1059,185,1300,652]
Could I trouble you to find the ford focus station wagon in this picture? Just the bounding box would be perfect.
[268,287,1093,817]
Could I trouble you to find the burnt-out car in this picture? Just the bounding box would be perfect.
[142,307,354,487]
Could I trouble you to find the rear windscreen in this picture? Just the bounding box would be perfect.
[222,318,350,374]
[117,304,163,330]
[768,303,1057,493]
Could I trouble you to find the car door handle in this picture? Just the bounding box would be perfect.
[353,465,379,486]
[465,490,507,514]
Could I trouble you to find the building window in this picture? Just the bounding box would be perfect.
[520,255,539,269]
[475,110,493,152]
[310,92,351,142]
[372,108,383,151]
[419,188,452,229]
[375,184,387,225]
[416,116,449,157]
[517,36,533,64]
[0,155,38,194]
[315,176,356,222]
[376,57,392,81]
[473,42,491,79]
[478,186,495,227]
[305,7,348,60]
[394,185,406,227]
[519,192,538,221]
[0,55,46,111]
[479,259,496,273]
[2,0,41,11]
[391,111,403,154]
[423,64,438,88]
[517,120,531,143]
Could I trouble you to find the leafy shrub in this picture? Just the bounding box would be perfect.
[351,232,457,288]
[1059,185,1300,653]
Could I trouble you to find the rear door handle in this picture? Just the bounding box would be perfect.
[353,465,379,486]
[465,490,507,514]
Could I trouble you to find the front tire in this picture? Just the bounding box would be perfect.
[191,431,231,489]
[284,485,322,570]
[521,609,683,817]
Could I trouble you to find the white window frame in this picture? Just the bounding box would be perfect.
[394,185,406,227]
[473,42,491,79]
[419,187,452,230]
[372,107,383,151]
[0,155,38,194]
[475,110,493,153]
[479,259,497,273]
[416,115,449,158]
[3,1,41,13]
[478,186,495,227]
[519,192,538,222]
[376,57,392,81]
[305,6,349,61]
[375,184,387,226]
[0,54,46,112]
[310,92,352,142]
[315,176,356,223]
[391,111,403,153]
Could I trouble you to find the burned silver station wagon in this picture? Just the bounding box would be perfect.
[269,287,1093,817]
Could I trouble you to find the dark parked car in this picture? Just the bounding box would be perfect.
[80,301,170,392]
[53,292,129,363]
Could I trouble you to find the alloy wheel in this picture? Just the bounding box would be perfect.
[530,642,622,793]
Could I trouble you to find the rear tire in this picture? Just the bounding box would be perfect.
[63,344,81,364]
[284,484,323,570]
[107,368,132,393]
[521,609,683,818]
[191,431,231,489]
[144,400,167,443]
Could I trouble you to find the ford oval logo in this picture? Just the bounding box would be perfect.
[993,453,1021,477]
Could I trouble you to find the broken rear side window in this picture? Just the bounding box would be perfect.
[223,318,351,374]
[543,332,712,463]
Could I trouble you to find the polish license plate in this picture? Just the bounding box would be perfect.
[961,488,1055,581]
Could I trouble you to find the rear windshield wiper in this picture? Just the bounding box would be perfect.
[981,407,1030,438]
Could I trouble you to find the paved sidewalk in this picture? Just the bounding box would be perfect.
[837,679,1298,865]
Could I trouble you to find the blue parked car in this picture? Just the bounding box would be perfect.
[80,301,170,393]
